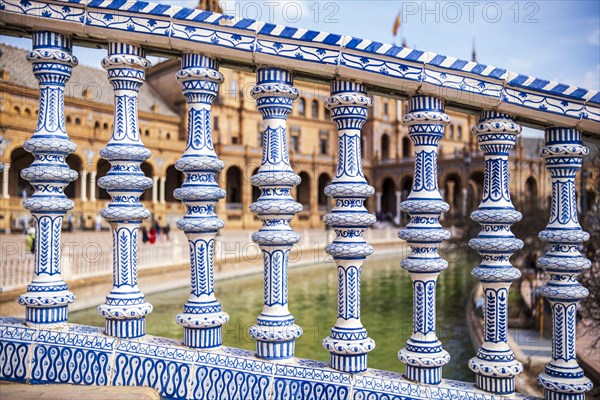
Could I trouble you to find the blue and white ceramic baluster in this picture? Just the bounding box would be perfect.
[537,128,592,400]
[17,31,77,328]
[322,80,376,373]
[248,67,303,361]
[174,53,229,349]
[97,43,153,339]
[468,112,524,394]
[398,96,451,385]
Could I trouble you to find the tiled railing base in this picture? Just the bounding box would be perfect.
[0,318,538,400]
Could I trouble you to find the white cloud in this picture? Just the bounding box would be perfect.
[557,64,600,90]
[507,57,533,72]
[587,28,600,46]
[219,0,311,24]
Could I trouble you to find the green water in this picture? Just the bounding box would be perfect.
[70,254,477,382]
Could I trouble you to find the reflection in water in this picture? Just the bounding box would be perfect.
[70,254,477,381]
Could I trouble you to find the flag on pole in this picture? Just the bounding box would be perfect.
[392,13,401,37]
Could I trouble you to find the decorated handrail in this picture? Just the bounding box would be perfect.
[1,0,599,137]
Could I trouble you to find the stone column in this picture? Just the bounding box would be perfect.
[468,112,523,394]
[17,31,77,328]
[2,162,9,198]
[97,42,153,339]
[241,167,253,227]
[89,171,97,201]
[394,190,402,224]
[159,176,166,204]
[461,187,468,216]
[439,188,446,221]
[248,67,302,361]
[375,192,382,213]
[80,170,88,201]
[398,95,450,385]
[174,53,229,349]
[537,128,592,400]
[321,80,376,373]
[152,176,158,204]
[446,180,455,210]
[309,171,319,226]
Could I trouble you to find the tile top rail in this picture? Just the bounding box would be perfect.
[1,0,599,137]
[0,317,538,400]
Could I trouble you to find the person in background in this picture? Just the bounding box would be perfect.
[95,214,102,231]
[141,226,149,244]
[153,221,161,241]
[163,224,170,241]
[25,227,35,254]
[19,216,27,234]
[67,214,74,232]
[149,225,157,244]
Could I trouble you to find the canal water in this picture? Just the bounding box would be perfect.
[70,253,477,382]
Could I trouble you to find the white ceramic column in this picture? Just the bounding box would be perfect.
[97,42,153,338]
[17,31,78,328]
[174,53,229,349]
[468,111,524,394]
[321,79,376,373]
[537,128,593,400]
[248,67,302,361]
[398,95,451,385]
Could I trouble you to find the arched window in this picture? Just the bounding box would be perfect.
[94,121,101,130]
[96,159,111,200]
[140,162,154,202]
[319,130,329,155]
[449,125,455,139]
[251,168,260,202]
[318,174,330,211]
[381,178,396,220]
[13,106,21,115]
[402,136,411,158]
[324,106,331,120]
[361,136,366,159]
[144,129,150,137]
[311,100,319,119]
[8,147,34,198]
[66,115,72,124]
[24,108,32,116]
[103,122,109,130]
[457,126,463,140]
[297,98,306,117]
[381,134,391,160]
[165,165,184,202]
[297,172,311,209]
[74,117,81,125]
[525,177,538,210]
[226,166,242,209]
[65,154,83,199]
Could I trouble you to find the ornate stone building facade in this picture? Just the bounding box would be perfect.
[1,42,582,233]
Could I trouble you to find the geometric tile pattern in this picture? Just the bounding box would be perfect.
[0,318,539,400]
